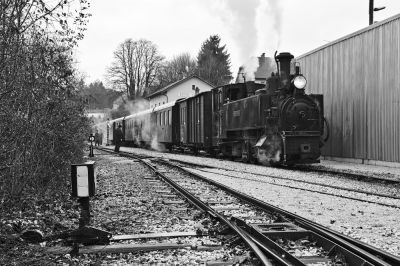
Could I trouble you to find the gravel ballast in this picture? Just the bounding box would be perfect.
[53,150,256,265]
[110,146,400,257]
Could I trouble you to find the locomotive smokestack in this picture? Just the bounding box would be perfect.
[276,52,294,78]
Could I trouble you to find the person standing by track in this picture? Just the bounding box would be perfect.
[114,124,123,152]
[94,130,100,146]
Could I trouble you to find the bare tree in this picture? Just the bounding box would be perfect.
[157,53,197,87]
[107,39,164,99]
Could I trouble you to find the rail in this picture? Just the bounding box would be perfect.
[97,147,400,265]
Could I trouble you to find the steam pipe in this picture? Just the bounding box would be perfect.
[274,51,279,76]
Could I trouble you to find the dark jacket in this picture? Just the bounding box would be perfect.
[114,128,123,143]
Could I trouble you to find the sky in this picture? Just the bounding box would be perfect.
[75,0,400,84]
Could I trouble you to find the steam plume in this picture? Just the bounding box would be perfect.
[211,0,282,67]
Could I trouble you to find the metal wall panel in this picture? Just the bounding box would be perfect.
[297,14,400,163]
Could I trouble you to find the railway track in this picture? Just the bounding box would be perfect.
[99,147,400,265]
[168,156,400,185]
[161,156,400,206]
[100,147,400,208]
[106,146,400,185]
[185,167,400,209]
[52,148,257,264]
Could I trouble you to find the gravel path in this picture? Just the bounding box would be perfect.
[318,160,400,181]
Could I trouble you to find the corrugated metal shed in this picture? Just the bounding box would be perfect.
[297,14,400,163]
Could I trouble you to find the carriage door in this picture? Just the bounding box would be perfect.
[180,102,187,144]
[196,97,201,143]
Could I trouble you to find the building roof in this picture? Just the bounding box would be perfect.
[297,13,400,59]
[235,53,276,83]
[254,54,275,80]
[146,75,214,99]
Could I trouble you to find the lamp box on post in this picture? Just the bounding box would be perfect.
[71,161,96,198]
[69,161,111,246]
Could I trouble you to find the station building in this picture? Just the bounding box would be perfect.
[146,75,214,108]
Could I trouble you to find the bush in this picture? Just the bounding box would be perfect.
[0,0,91,209]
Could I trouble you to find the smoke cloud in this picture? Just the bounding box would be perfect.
[257,134,282,165]
[208,0,282,72]
[243,56,259,81]
[124,98,150,115]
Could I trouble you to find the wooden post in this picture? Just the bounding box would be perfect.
[369,0,374,25]
[78,197,90,227]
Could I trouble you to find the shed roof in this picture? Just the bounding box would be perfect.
[297,13,400,59]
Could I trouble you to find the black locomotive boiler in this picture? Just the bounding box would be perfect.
[212,52,324,165]
[102,52,325,166]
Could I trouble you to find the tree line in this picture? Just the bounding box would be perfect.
[0,0,91,206]
[107,35,233,100]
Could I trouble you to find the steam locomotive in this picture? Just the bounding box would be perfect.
[100,52,325,166]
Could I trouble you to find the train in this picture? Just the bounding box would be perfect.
[97,52,326,166]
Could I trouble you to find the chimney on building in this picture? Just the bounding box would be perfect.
[236,66,245,83]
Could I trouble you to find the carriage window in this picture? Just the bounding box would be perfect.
[168,110,171,125]
[166,110,169,125]
[181,108,183,124]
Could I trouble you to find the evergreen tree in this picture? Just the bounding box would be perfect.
[197,35,232,86]
[81,81,121,109]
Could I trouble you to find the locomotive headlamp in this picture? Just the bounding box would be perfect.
[293,75,307,89]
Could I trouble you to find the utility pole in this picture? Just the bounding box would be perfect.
[369,0,386,25]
